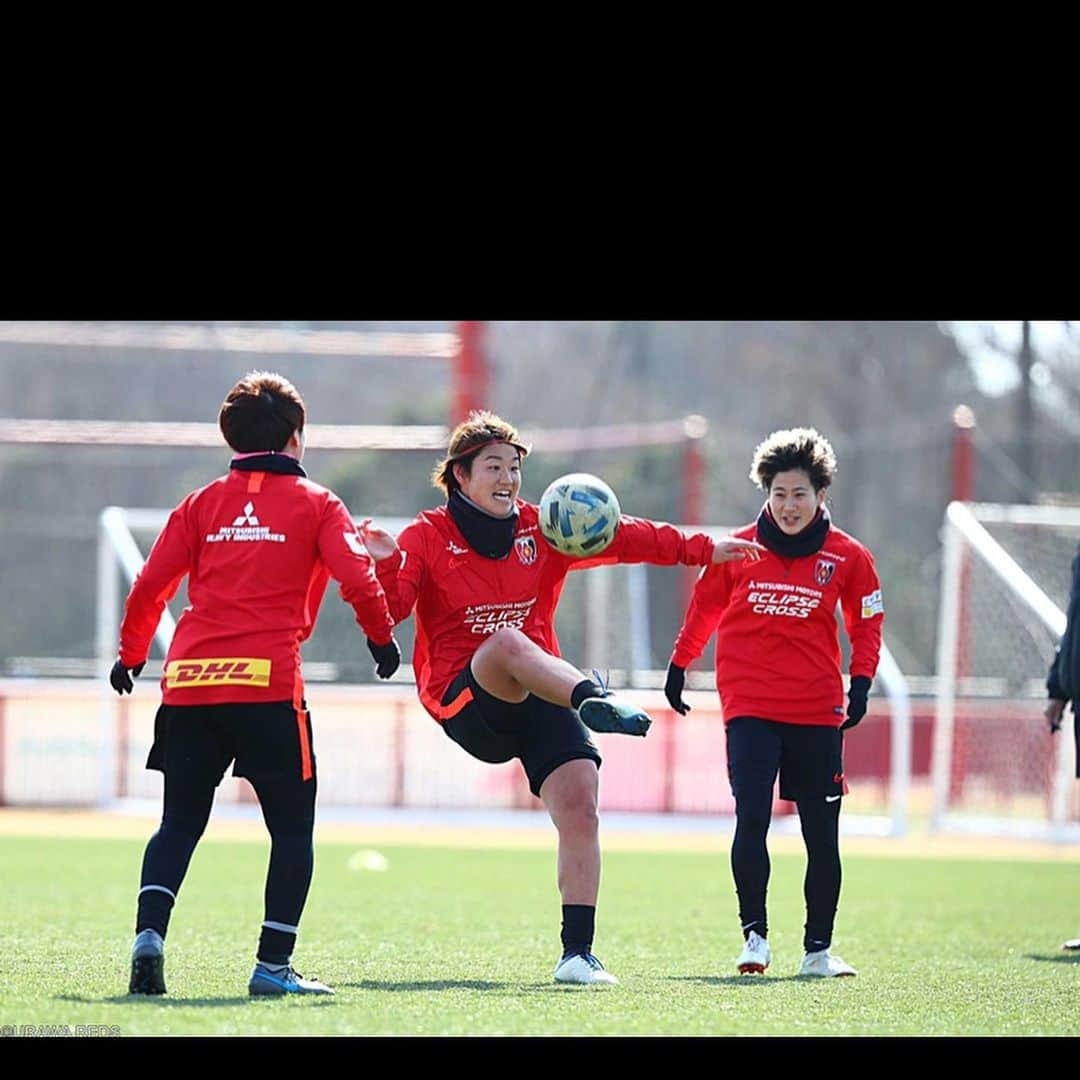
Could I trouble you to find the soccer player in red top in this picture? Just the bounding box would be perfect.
[665,427,884,979]
[355,410,763,985]
[110,371,401,998]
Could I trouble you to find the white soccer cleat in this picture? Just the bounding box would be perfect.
[553,952,619,985]
[799,949,857,977]
[736,930,771,974]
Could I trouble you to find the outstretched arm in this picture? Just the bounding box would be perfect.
[570,515,762,571]
[319,500,395,646]
[711,537,765,563]
[357,518,424,626]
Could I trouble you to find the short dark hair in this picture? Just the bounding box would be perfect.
[432,410,530,496]
[750,427,837,492]
[219,371,306,453]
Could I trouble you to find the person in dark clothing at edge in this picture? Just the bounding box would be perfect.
[109,371,400,997]
[1046,541,1080,950]
[665,427,883,978]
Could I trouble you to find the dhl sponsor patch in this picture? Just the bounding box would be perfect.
[165,658,271,687]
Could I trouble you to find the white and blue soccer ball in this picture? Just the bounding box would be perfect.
[538,473,621,557]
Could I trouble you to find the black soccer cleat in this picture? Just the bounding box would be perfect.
[576,668,651,737]
[128,929,166,995]
[578,696,652,737]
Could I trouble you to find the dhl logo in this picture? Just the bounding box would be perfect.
[165,658,271,688]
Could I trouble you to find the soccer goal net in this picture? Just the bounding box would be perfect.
[933,501,1080,841]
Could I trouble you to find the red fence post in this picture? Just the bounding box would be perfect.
[453,321,490,424]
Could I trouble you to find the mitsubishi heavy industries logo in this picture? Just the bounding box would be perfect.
[206,502,286,544]
[233,502,259,526]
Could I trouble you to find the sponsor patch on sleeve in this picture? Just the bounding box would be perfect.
[861,589,884,618]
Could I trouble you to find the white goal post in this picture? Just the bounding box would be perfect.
[933,501,1079,841]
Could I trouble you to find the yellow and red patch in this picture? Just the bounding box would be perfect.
[164,658,271,688]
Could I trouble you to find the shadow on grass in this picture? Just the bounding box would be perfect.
[1025,953,1080,964]
[344,979,603,995]
[56,993,335,1007]
[342,979,509,992]
[665,975,822,986]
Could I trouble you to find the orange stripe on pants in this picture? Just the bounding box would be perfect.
[295,707,312,781]
[293,667,312,781]
[428,685,474,722]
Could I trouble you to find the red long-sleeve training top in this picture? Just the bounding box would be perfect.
[671,520,883,726]
[366,501,717,721]
[118,460,394,708]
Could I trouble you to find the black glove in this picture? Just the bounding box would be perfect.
[664,661,691,715]
[367,636,401,680]
[109,659,145,695]
[841,675,872,731]
[1048,698,1070,734]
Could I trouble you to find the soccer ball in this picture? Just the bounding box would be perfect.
[538,473,621,557]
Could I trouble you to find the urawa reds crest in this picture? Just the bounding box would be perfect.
[815,558,836,586]
[515,535,538,566]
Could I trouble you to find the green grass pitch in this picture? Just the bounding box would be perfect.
[2,832,1079,1036]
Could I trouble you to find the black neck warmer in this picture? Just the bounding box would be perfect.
[756,503,831,558]
[229,453,307,478]
[448,489,519,559]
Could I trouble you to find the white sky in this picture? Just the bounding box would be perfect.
[945,321,1076,397]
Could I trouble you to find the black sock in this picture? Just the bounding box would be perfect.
[571,680,602,710]
[257,926,297,967]
[743,921,768,940]
[136,889,175,940]
[561,904,595,956]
